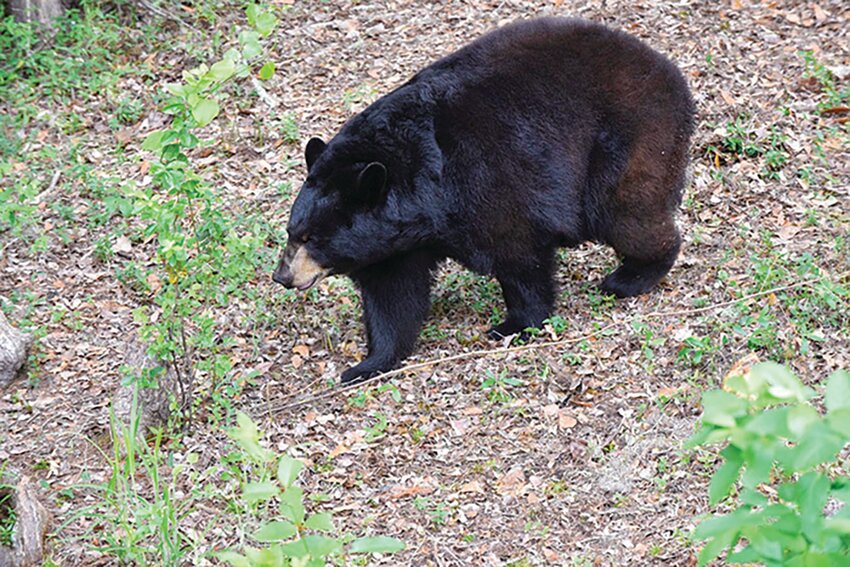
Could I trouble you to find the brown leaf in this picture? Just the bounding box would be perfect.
[146,273,162,293]
[291,354,303,369]
[388,482,435,500]
[292,344,310,358]
[543,403,560,418]
[458,480,484,494]
[496,468,526,496]
[113,236,132,255]
[558,411,577,429]
[719,89,737,106]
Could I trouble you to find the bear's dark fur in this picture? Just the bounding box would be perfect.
[273,17,695,383]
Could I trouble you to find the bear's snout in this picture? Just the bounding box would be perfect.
[272,242,329,291]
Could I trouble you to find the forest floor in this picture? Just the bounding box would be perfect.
[1,0,849,565]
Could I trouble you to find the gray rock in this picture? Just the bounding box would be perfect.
[0,311,33,389]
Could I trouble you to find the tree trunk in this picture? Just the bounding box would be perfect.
[0,476,49,567]
[5,0,63,24]
[0,309,33,389]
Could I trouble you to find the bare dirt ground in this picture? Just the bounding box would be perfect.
[1,0,849,565]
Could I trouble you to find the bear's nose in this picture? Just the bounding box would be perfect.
[272,268,294,288]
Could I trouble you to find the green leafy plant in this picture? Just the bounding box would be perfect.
[481,368,522,404]
[688,361,850,565]
[133,3,280,424]
[219,412,406,565]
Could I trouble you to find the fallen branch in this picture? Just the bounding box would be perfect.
[259,270,850,417]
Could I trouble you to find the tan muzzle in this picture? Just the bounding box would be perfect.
[272,242,330,290]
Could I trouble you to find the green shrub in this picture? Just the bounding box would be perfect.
[688,361,850,565]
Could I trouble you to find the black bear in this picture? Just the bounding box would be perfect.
[273,17,695,384]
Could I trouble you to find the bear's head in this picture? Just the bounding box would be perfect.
[273,135,425,290]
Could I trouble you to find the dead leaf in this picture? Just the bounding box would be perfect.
[388,482,435,500]
[496,468,526,496]
[543,404,560,418]
[558,411,577,429]
[146,273,162,293]
[458,480,484,494]
[291,354,303,369]
[719,89,737,106]
[292,344,310,358]
[113,236,132,255]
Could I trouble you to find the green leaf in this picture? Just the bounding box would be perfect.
[227,411,274,463]
[239,31,262,60]
[701,390,748,428]
[209,58,236,82]
[243,480,279,505]
[245,545,284,567]
[826,408,850,436]
[744,407,790,437]
[252,520,297,542]
[697,528,738,567]
[709,446,743,505]
[258,61,276,81]
[279,538,308,558]
[215,551,251,567]
[303,534,342,558]
[797,472,830,540]
[305,512,335,533]
[694,508,757,540]
[245,3,258,26]
[741,443,773,489]
[280,485,305,524]
[191,97,220,127]
[788,404,820,438]
[784,422,846,472]
[825,370,850,412]
[349,536,406,554]
[277,455,304,488]
[254,11,277,37]
[754,361,815,403]
[141,129,167,152]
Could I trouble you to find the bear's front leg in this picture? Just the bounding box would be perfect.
[488,263,555,340]
[343,250,439,384]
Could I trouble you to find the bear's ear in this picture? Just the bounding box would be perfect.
[305,137,327,170]
[354,162,388,206]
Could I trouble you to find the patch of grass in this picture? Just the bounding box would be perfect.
[0,469,14,547]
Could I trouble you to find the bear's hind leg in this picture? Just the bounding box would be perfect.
[600,220,681,298]
[488,259,555,340]
[343,250,439,384]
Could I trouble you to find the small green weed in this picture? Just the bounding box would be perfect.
[480,368,522,404]
[219,413,405,565]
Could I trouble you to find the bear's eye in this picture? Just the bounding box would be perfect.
[301,234,310,243]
